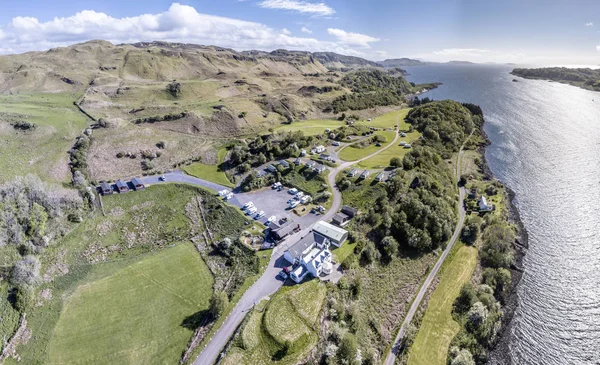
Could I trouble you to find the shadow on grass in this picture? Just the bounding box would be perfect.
[181,309,211,330]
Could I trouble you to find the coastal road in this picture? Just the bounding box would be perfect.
[193,117,401,365]
[383,138,469,365]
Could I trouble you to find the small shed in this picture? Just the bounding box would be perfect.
[100,182,113,195]
[347,168,358,177]
[116,180,129,193]
[360,170,370,179]
[280,160,290,168]
[375,172,386,182]
[295,157,302,166]
[131,177,145,191]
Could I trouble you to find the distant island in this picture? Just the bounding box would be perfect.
[511,67,600,91]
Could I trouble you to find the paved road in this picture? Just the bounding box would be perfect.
[193,118,401,365]
[383,138,469,365]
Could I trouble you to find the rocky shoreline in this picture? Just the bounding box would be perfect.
[480,132,529,364]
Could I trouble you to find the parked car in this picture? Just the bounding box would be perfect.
[218,189,230,196]
[400,132,407,137]
[254,211,265,219]
[159,175,167,181]
[289,200,300,208]
[279,270,288,279]
[242,201,254,210]
[288,188,298,195]
[225,192,234,200]
[267,215,277,224]
[246,207,258,215]
[332,141,340,146]
[272,182,282,189]
[295,191,304,199]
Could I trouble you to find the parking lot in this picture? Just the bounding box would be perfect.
[232,186,323,229]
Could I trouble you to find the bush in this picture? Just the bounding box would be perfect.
[209,291,229,318]
[11,255,41,287]
[339,332,358,362]
[156,141,167,149]
[390,157,402,168]
[15,285,35,312]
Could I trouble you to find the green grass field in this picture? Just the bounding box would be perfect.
[356,108,411,129]
[0,92,87,183]
[408,245,478,365]
[357,130,421,169]
[182,148,235,188]
[339,172,387,211]
[46,243,213,365]
[338,131,397,162]
[272,119,346,136]
[332,241,357,263]
[222,280,326,365]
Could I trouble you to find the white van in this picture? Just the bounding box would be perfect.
[243,201,254,210]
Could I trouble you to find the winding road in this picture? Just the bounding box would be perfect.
[383,137,469,365]
[192,115,402,365]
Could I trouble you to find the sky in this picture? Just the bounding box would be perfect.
[0,0,599,65]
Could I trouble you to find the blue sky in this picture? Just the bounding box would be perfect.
[0,0,599,64]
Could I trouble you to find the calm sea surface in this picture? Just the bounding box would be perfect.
[404,64,600,364]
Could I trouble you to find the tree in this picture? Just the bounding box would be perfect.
[467,302,488,328]
[390,156,402,168]
[461,217,481,245]
[209,291,229,318]
[454,283,477,315]
[15,285,35,312]
[338,333,358,362]
[380,236,399,259]
[11,255,41,287]
[450,348,475,365]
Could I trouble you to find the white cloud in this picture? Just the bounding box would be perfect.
[258,0,335,16]
[282,28,291,35]
[0,3,366,56]
[585,22,594,27]
[411,48,526,63]
[596,44,600,52]
[301,26,312,34]
[327,28,380,48]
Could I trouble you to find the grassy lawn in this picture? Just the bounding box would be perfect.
[332,240,357,263]
[356,108,411,129]
[272,119,345,136]
[408,244,478,365]
[182,148,235,188]
[46,243,213,365]
[0,92,87,183]
[222,280,327,365]
[282,166,328,197]
[358,129,421,169]
[338,131,396,162]
[339,172,387,211]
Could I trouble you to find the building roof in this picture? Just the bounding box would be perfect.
[313,221,348,243]
[332,212,350,225]
[131,177,143,186]
[100,182,111,190]
[280,160,289,167]
[116,180,128,189]
[285,232,328,262]
[360,170,370,177]
[341,205,358,217]
[270,219,296,240]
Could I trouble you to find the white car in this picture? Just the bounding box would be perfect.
[289,200,300,208]
[272,182,282,189]
[288,188,298,195]
[300,195,311,204]
[296,191,304,199]
[218,189,229,196]
[400,132,407,137]
[267,215,277,224]
[242,201,254,210]
[224,193,234,200]
[254,211,265,219]
[399,141,407,146]
[246,207,258,215]
[332,141,340,146]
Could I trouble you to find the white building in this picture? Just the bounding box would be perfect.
[311,145,326,154]
[284,232,333,283]
[478,196,493,211]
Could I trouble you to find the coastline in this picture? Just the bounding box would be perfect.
[480,128,529,365]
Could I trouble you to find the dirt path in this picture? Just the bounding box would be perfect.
[383,134,471,365]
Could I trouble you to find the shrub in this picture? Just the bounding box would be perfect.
[390,157,402,168]
[209,291,229,318]
[156,141,167,149]
[15,285,35,312]
[339,333,358,362]
[11,255,41,287]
